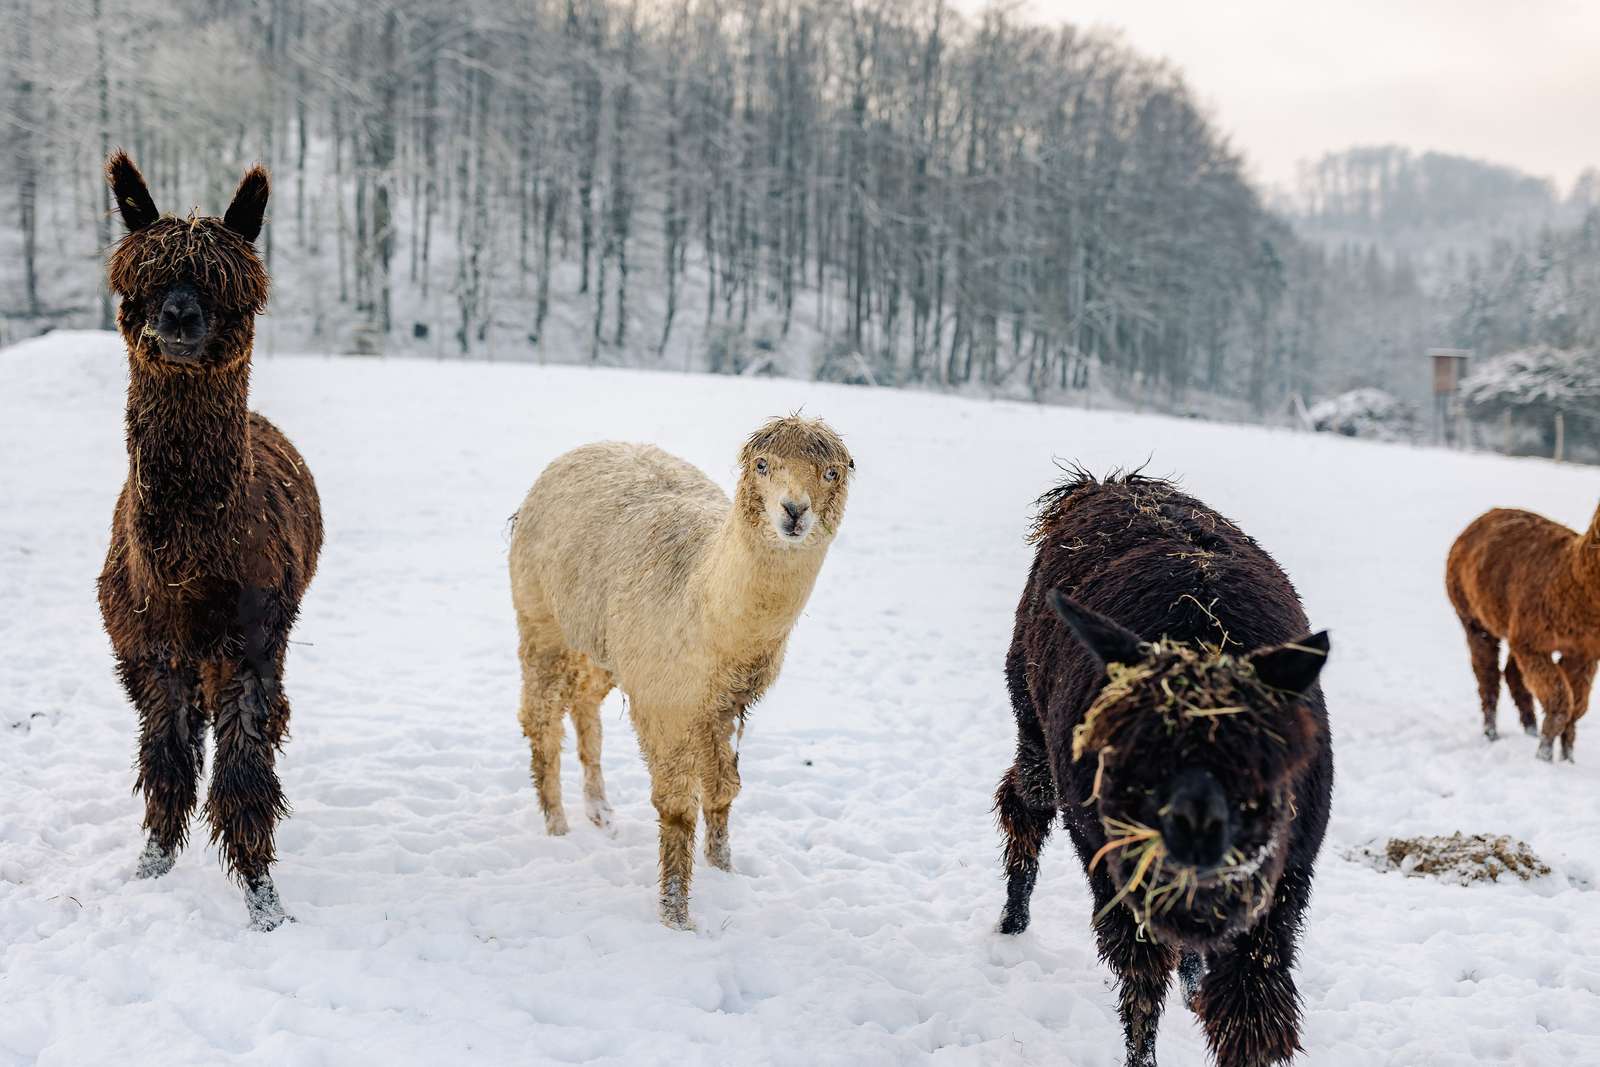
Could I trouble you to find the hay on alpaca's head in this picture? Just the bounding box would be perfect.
[738,415,854,473]
[107,214,269,316]
[1072,639,1316,795]
[1072,639,1319,927]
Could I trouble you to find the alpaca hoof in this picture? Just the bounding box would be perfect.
[133,838,176,880]
[544,810,570,836]
[997,908,1029,936]
[244,877,294,932]
[1524,723,1540,737]
[1483,725,1499,742]
[584,795,615,832]
[249,908,296,933]
[1536,740,1554,762]
[1178,952,1208,1012]
[704,831,732,871]
[659,878,693,930]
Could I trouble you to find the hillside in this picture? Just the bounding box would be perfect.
[3,332,1599,1065]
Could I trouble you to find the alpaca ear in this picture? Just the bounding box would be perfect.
[1048,590,1144,667]
[1249,631,1330,696]
[224,164,270,242]
[107,150,159,232]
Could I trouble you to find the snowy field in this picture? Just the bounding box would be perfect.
[3,331,1600,1066]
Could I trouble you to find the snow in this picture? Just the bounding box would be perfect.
[4,331,1600,1066]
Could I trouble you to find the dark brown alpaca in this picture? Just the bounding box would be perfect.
[98,151,322,930]
[1447,503,1600,761]
[995,471,1332,1067]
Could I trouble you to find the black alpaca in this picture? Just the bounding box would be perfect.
[995,471,1332,1067]
[99,152,323,930]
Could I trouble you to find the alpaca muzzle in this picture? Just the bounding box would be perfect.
[778,499,814,540]
[1160,768,1231,868]
[153,284,208,361]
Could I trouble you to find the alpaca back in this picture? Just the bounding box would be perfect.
[1447,508,1595,640]
[243,413,323,595]
[510,442,728,679]
[1023,474,1309,663]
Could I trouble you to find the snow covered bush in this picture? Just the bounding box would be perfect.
[1459,344,1600,417]
[1308,388,1418,441]
[813,340,880,386]
[1461,345,1600,460]
[706,323,790,377]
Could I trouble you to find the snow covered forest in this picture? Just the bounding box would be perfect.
[1283,147,1600,456]
[1,0,1597,428]
[1287,148,1600,393]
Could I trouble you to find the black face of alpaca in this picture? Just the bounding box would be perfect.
[1050,592,1329,949]
[106,151,271,370]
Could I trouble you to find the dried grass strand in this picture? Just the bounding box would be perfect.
[107,213,269,314]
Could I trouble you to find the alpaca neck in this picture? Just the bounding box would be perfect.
[697,515,827,653]
[1575,504,1600,583]
[124,352,253,567]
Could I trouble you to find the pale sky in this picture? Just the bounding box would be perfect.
[1001,0,1600,195]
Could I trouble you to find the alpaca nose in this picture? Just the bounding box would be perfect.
[782,500,808,523]
[1160,769,1231,868]
[156,288,206,345]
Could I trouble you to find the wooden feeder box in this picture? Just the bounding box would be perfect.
[1429,348,1471,395]
[1427,348,1471,446]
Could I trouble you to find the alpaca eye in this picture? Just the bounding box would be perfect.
[823,467,839,483]
[755,458,769,475]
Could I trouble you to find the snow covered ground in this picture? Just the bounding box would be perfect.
[3,331,1599,1066]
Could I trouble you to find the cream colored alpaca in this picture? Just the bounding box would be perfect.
[508,416,853,928]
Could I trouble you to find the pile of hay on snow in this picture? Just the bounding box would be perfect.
[1348,833,1550,885]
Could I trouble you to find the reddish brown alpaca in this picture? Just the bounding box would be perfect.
[98,151,323,929]
[1446,503,1600,762]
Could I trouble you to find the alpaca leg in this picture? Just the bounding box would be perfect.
[645,735,701,930]
[570,664,615,831]
[1088,865,1179,1067]
[1192,864,1312,1067]
[1178,952,1208,1013]
[1557,657,1595,762]
[120,654,207,878]
[203,660,292,930]
[994,725,1055,935]
[699,716,741,872]
[1516,648,1573,761]
[1504,656,1538,736]
[1458,616,1502,740]
[515,612,570,836]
